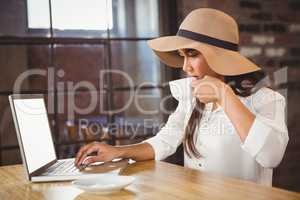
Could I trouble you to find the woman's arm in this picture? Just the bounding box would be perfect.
[192,76,255,142]
[192,76,288,168]
[116,142,155,161]
[75,141,155,167]
[219,86,255,143]
[75,79,189,166]
[220,86,289,168]
[75,99,186,166]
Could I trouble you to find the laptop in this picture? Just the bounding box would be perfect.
[8,94,120,182]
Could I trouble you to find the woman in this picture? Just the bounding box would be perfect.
[75,8,288,186]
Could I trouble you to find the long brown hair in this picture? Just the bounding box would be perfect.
[183,70,266,158]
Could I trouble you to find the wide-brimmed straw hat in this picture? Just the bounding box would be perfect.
[147,8,261,76]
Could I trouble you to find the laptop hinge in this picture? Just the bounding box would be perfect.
[30,159,57,177]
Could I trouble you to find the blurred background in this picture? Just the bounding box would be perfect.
[0,0,299,192]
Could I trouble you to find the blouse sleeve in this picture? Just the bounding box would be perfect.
[142,78,192,161]
[241,88,289,168]
[143,100,186,160]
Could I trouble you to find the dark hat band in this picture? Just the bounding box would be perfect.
[176,29,239,51]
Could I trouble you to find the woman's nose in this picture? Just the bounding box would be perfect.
[182,57,191,73]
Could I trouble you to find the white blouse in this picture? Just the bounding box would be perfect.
[144,77,289,186]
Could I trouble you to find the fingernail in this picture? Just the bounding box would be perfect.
[191,76,197,81]
[82,158,88,165]
[191,76,200,84]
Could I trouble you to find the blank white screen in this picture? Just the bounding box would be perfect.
[14,98,56,173]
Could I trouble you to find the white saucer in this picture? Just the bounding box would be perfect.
[72,174,135,195]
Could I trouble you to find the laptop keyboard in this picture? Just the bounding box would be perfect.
[44,159,79,175]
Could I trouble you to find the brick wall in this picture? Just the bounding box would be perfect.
[176,0,300,192]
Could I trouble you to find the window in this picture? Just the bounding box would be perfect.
[0,0,176,165]
[27,0,113,30]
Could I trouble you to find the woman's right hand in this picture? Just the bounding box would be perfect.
[74,142,122,167]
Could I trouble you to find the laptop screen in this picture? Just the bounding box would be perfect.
[13,98,56,174]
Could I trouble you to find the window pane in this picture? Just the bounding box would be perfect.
[0,0,160,38]
[51,0,112,30]
[0,45,51,92]
[56,90,108,143]
[54,44,106,90]
[27,0,51,29]
[111,0,159,38]
[115,125,156,145]
[112,89,163,144]
[110,41,161,88]
[113,89,163,124]
[0,0,50,37]
[51,0,112,38]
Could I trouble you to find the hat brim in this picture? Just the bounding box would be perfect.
[147,36,261,76]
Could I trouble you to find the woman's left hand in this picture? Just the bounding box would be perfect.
[191,75,231,105]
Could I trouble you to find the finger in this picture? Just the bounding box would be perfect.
[75,143,95,166]
[193,85,214,97]
[191,78,212,88]
[191,78,203,87]
[75,144,91,166]
[75,145,88,166]
[78,145,101,164]
[193,89,216,97]
[195,82,220,97]
[196,95,218,103]
[83,155,104,166]
[77,145,100,166]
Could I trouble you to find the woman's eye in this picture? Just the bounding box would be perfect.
[178,51,184,57]
[178,49,199,57]
[186,50,199,57]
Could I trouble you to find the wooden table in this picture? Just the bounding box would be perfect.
[0,160,299,200]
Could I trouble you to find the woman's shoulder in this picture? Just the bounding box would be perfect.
[249,87,286,106]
